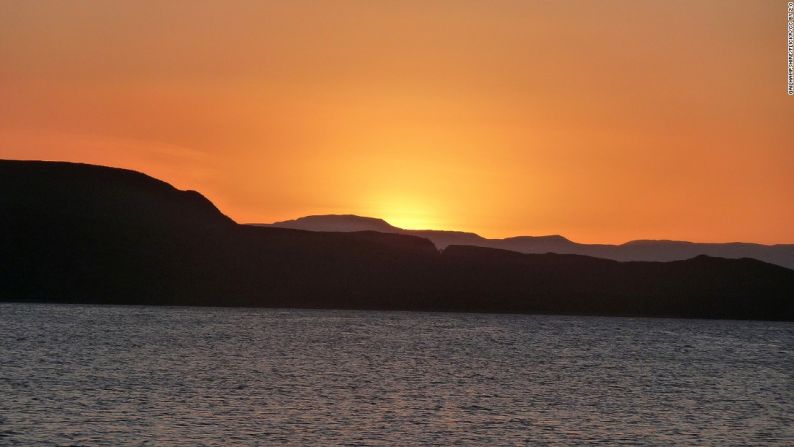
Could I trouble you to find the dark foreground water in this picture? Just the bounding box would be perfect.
[0,304,792,446]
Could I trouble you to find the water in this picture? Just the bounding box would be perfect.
[0,304,792,446]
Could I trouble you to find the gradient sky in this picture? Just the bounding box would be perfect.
[1,1,792,243]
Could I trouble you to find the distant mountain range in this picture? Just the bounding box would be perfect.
[2,159,793,321]
[260,215,794,270]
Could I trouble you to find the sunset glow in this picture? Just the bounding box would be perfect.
[1,1,792,243]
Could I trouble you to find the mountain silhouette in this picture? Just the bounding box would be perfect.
[2,159,793,321]
[264,215,488,248]
[261,215,794,270]
[270,215,402,233]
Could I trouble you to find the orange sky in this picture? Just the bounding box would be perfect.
[1,1,792,243]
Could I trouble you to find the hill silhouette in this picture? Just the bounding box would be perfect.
[2,159,793,321]
[261,215,794,270]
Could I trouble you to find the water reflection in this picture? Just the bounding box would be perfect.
[0,304,792,445]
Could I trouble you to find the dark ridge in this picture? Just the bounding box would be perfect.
[0,159,235,230]
[2,159,793,321]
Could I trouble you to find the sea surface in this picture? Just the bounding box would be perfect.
[0,304,792,446]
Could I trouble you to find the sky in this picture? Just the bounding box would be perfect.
[1,1,792,243]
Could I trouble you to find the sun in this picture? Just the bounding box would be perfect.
[369,196,442,231]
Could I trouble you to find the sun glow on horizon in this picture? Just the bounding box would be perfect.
[368,195,444,231]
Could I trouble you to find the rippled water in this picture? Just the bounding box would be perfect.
[1,304,792,446]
